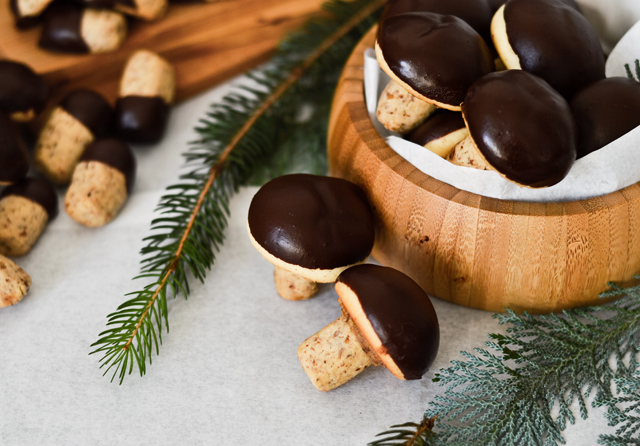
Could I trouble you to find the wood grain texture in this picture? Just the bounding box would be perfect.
[328,26,640,313]
[0,0,324,111]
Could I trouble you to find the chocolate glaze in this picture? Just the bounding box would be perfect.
[0,61,49,116]
[39,2,89,54]
[381,0,494,44]
[80,138,136,192]
[378,12,494,108]
[60,89,113,138]
[248,174,375,270]
[1,177,58,219]
[337,264,439,380]
[74,0,115,8]
[114,96,170,144]
[489,0,580,13]
[462,70,576,188]
[570,77,640,158]
[0,112,30,184]
[408,110,465,147]
[504,0,603,99]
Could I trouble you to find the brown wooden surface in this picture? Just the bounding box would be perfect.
[328,26,640,313]
[0,0,325,111]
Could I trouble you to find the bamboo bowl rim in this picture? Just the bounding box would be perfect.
[330,25,640,218]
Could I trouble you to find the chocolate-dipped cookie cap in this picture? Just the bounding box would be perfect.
[1,177,59,219]
[570,77,640,158]
[0,61,49,116]
[0,112,30,184]
[337,264,439,380]
[502,0,603,98]
[80,138,136,192]
[409,110,466,147]
[462,70,576,188]
[60,89,113,138]
[377,12,494,109]
[248,174,374,271]
[114,96,170,144]
[381,0,494,43]
[39,2,89,54]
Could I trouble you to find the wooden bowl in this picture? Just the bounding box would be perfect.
[327,26,640,313]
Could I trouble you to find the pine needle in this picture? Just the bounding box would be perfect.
[90,0,384,384]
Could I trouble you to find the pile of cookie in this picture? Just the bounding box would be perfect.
[11,0,209,54]
[0,49,175,308]
[247,174,440,391]
[376,0,640,188]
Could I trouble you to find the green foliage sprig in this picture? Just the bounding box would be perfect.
[90,0,384,383]
[372,280,640,446]
[625,59,640,82]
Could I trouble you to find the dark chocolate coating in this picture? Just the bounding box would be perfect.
[378,12,494,107]
[381,0,494,44]
[73,0,115,7]
[60,89,113,138]
[39,2,89,54]
[504,0,604,99]
[1,177,58,219]
[248,174,375,270]
[114,96,170,144]
[408,110,465,147]
[80,138,136,193]
[0,61,49,116]
[337,264,439,380]
[570,77,640,159]
[488,0,580,13]
[462,70,576,188]
[0,112,30,184]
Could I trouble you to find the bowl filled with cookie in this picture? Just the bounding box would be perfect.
[328,0,640,313]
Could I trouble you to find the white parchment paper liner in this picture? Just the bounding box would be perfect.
[364,20,640,202]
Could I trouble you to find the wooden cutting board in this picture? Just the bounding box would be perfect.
[0,0,325,110]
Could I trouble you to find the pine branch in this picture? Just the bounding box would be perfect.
[369,416,438,446]
[373,280,640,446]
[599,373,640,446]
[625,59,640,82]
[90,0,384,383]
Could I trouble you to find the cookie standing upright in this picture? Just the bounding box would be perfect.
[35,89,113,185]
[115,50,176,144]
[10,0,55,28]
[65,138,136,227]
[0,178,58,257]
[39,2,127,54]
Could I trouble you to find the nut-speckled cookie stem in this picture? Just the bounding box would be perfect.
[120,50,175,104]
[65,161,128,227]
[0,195,48,257]
[274,266,318,301]
[376,80,436,134]
[35,107,94,185]
[297,309,380,391]
[81,9,127,54]
[447,136,490,170]
[0,254,32,307]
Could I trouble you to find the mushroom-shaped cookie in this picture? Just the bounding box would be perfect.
[247,174,375,301]
[570,77,640,158]
[298,264,440,391]
[10,0,54,28]
[65,138,136,227]
[39,3,127,54]
[0,112,30,186]
[0,254,32,308]
[0,178,58,257]
[381,0,494,44]
[408,110,469,158]
[492,0,604,98]
[35,89,113,185]
[0,61,49,122]
[449,70,576,188]
[376,12,494,111]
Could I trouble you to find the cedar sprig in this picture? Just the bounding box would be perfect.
[90,0,384,383]
[369,416,438,446]
[373,279,640,446]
